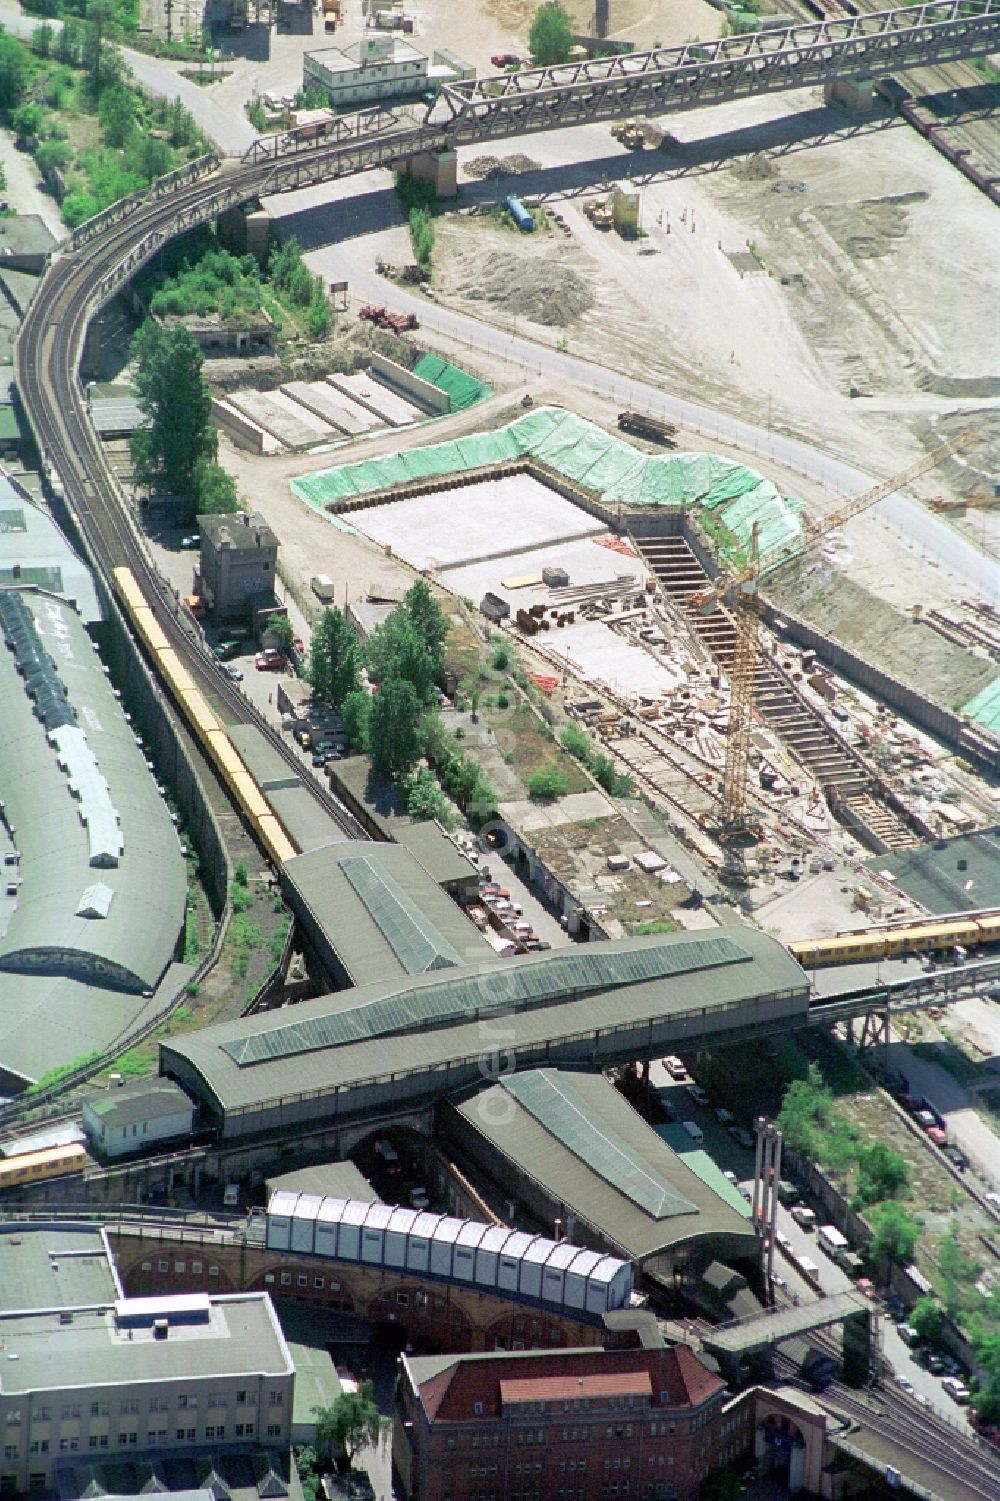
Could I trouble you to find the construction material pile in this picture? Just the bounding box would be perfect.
[465,153,540,178]
[454,250,592,325]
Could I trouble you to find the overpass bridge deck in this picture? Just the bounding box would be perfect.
[701,1290,869,1355]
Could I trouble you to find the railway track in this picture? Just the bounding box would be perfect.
[17,167,367,847]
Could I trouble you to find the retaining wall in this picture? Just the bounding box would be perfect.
[369,352,450,414]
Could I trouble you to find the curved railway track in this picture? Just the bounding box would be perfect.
[18,162,367,845]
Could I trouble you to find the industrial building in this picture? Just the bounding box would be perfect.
[159,930,807,1140]
[393,1342,738,1501]
[446,1068,757,1277]
[0,478,100,621]
[197,511,278,618]
[302,36,472,110]
[0,1281,296,1497]
[281,840,489,988]
[0,1220,122,1309]
[0,589,187,1090]
[82,1079,196,1159]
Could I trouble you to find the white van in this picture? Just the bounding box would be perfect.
[681,1120,704,1144]
[790,1204,817,1230]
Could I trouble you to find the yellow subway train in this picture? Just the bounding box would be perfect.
[0,1143,92,1193]
[111,566,297,869]
[789,911,1000,969]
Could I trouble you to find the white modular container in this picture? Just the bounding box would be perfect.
[520,1237,558,1301]
[496,1232,534,1294]
[453,1221,485,1282]
[563,1248,602,1310]
[430,1217,464,1278]
[315,1196,348,1259]
[338,1198,370,1260]
[541,1240,578,1306]
[360,1202,393,1264]
[385,1206,417,1267]
[289,1193,323,1254]
[405,1214,437,1274]
[474,1225,512,1289]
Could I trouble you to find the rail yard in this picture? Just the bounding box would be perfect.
[2,2,1000,1499]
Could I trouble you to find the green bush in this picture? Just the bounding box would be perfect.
[527,764,569,801]
[491,645,510,671]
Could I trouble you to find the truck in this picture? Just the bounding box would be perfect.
[323,0,340,28]
[583,197,613,230]
[358,304,419,333]
[611,119,645,149]
[818,1224,849,1260]
[681,1120,704,1144]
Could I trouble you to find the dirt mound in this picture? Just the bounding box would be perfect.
[819,192,928,262]
[465,153,541,179]
[454,248,592,325]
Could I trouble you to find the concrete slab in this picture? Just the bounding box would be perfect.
[321,377,385,431]
[498,789,614,832]
[280,380,376,436]
[229,389,334,450]
[331,370,423,426]
[346,473,605,573]
[444,535,649,613]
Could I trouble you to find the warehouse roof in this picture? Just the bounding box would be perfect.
[0,480,100,620]
[282,842,488,986]
[866,826,1000,914]
[265,1161,378,1202]
[83,1079,193,1130]
[332,756,476,889]
[0,1292,293,1394]
[161,928,806,1117]
[0,1223,120,1311]
[454,1070,756,1263]
[0,592,186,1084]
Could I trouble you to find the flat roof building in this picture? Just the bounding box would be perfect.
[447,1068,758,1274]
[160,930,807,1139]
[0,477,100,621]
[0,1221,121,1311]
[0,590,187,1089]
[0,1291,295,1495]
[198,511,278,618]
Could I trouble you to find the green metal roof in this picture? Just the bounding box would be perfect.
[221,933,750,1068]
[455,1070,757,1263]
[501,1069,697,1221]
[340,853,464,973]
[280,841,488,990]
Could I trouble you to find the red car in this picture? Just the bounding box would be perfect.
[255,649,286,671]
[491,52,520,67]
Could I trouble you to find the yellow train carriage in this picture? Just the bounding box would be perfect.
[178,686,222,738]
[258,813,298,867]
[790,915,990,969]
[975,912,1000,947]
[0,1142,91,1192]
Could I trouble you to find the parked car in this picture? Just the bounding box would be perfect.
[942,1377,971,1404]
[729,1126,754,1149]
[715,1107,736,1126]
[663,1055,687,1080]
[409,1186,430,1210]
[898,1324,921,1346]
[686,1084,709,1108]
[223,664,244,681]
[255,649,286,671]
[180,533,200,549]
[490,51,520,66]
[895,1373,914,1392]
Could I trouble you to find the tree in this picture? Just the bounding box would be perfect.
[527,764,569,800]
[369,677,423,780]
[98,82,135,146]
[366,609,437,705]
[312,1385,386,1470]
[33,23,55,57]
[404,578,448,671]
[84,0,119,93]
[341,688,372,752]
[868,1201,920,1272]
[36,139,72,178]
[776,1062,831,1159]
[306,277,331,339]
[0,36,28,112]
[529,1,573,65]
[909,1295,943,1344]
[11,103,42,145]
[266,613,294,655]
[309,607,360,708]
[404,766,452,825]
[854,1141,909,1207]
[130,322,216,500]
[938,1218,981,1317]
[194,458,239,515]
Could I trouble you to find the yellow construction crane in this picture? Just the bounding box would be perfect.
[693,427,975,840]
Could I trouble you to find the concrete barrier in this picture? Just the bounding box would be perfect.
[211,398,266,454]
[369,352,450,414]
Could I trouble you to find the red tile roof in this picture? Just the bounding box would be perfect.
[500,1372,652,1405]
[413,1345,724,1424]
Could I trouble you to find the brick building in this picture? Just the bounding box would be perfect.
[393,1342,751,1501]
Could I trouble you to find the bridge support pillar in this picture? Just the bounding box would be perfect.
[399,149,458,199]
[81,318,102,379]
[824,76,875,113]
[217,203,271,266]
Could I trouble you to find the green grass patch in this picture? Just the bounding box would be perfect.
[26,1050,102,1095]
